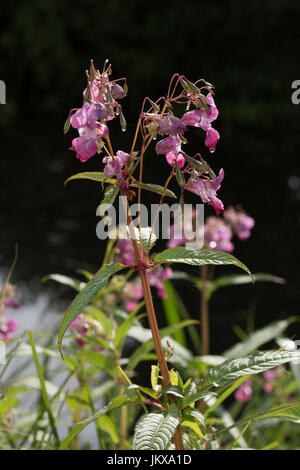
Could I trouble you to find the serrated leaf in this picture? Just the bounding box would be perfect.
[130,182,177,199]
[154,248,252,280]
[64,172,115,186]
[132,408,180,450]
[223,319,292,359]
[99,184,119,213]
[202,349,300,388]
[181,390,213,408]
[58,263,123,355]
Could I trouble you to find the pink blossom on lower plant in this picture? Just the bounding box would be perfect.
[234,379,253,402]
[204,216,234,252]
[0,317,18,341]
[223,206,255,240]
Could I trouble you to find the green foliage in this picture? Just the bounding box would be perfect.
[153,247,252,279]
[58,263,123,354]
[132,408,180,450]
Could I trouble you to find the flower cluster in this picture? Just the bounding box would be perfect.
[167,206,255,253]
[67,60,127,163]
[0,283,19,340]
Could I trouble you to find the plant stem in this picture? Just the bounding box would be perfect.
[200,265,210,355]
[120,190,182,450]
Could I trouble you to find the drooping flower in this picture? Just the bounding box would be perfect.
[155,135,185,168]
[234,380,253,402]
[185,168,225,215]
[182,93,220,152]
[72,123,108,162]
[223,207,255,240]
[205,127,220,152]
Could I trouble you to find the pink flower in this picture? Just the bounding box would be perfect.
[148,267,173,299]
[234,380,253,402]
[70,103,98,129]
[182,94,220,152]
[155,135,185,168]
[72,123,108,162]
[124,282,143,312]
[115,239,136,267]
[205,127,220,152]
[223,207,255,240]
[157,115,187,136]
[185,168,225,215]
[103,150,130,181]
[0,317,18,340]
[204,216,234,252]
[182,93,219,131]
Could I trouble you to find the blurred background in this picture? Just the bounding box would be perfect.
[0,0,300,353]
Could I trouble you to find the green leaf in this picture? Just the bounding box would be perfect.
[58,263,123,355]
[96,415,119,444]
[181,390,213,408]
[64,172,115,186]
[223,319,292,359]
[151,365,159,390]
[130,182,177,199]
[99,184,119,213]
[27,331,60,446]
[115,310,145,352]
[161,281,186,347]
[63,112,72,134]
[218,402,300,437]
[153,248,252,280]
[76,351,117,375]
[59,395,136,450]
[201,349,300,389]
[213,272,285,290]
[162,386,184,398]
[42,274,86,292]
[132,408,180,450]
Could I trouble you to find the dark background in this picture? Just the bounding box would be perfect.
[1,0,300,353]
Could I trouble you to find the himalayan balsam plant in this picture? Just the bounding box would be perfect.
[2,61,299,451]
[50,60,300,450]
